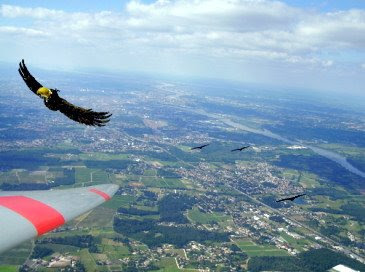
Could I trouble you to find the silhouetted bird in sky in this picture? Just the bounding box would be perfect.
[231,145,250,152]
[276,193,306,202]
[191,144,210,150]
[18,59,111,126]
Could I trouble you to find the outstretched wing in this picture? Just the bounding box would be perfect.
[231,146,249,152]
[294,193,306,199]
[276,197,290,202]
[55,96,112,127]
[19,59,112,126]
[0,184,118,254]
[18,59,43,94]
[191,144,209,150]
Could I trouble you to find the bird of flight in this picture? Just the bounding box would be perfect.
[231,145,250,152]
[191,144,210,150]
[276,193,306,202]
[0,184,118,253]
[18,60,112,126]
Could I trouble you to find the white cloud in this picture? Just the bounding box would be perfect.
[0,1,364,91]
[0,26,49,37]
[297,9,365,49]
[125,0,301,32]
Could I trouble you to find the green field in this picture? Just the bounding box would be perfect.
[280,232,311,252]
[234,239,289,257]
[79,152,130,161]
[0,169,64,184]
[0,241,32,265]
[158,257,197,272]
[75,168,111,183]
[75,167,92,183]
[188,207,231,224]
[144,169,157,176]
[79,249,99,272]
[141,177,186,189]
[158,257,180,272]
[101,239,130,261]
[42,244,79,254]
[165,249,187,259]
[0,265,18,272]
[317,144,365,158]
[92,171,109,182]
[102,195,136,209]
[76,206,115,228]
[298,172,320,188]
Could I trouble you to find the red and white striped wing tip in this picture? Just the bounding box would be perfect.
[0,184,119,254]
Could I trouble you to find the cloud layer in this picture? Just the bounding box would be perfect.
[1,0,365,92]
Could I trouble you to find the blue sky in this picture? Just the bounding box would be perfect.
[0,0,365,94]
[3,0,365,12]
[282,0,365,11]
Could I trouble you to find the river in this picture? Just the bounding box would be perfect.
[197,109,365,179]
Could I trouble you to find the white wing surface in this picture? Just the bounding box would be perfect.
[0,184,118,253]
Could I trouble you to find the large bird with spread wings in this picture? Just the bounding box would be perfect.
[18,60,111,126]
[276,193,306,202]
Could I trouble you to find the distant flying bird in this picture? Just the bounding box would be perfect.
[191,144,210,150]
[276,193,306,202]
[18,59,111,126]
[231,145,250,152]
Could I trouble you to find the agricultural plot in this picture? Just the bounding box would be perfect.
[299,172,320,188]
[102,195,137,209]
[280,169,300,183]
[91,171,109,182]
[158,257,197,272]
[0,265,17,272]
[280,232,311,252]
[188,208,231,225]
[158,257,180,272]
[0,171,18,184]
[79,152,130,161]
[79,249,99,272]
[165,249,187,259]
[41,244,79,254]
[234,239,289,257]
[0,169,61,184]
[144,169,157,176]
[101,238,130,261]
[142,177,186,189]
[75,167,92,183]
[76,207,115,228]
[0,241,32,265]
[75,168,112,184]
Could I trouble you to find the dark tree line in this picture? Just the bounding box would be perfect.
[38,235,99,253]
[158,194,196,223]
[113,217,229,247]
[118,207,159,216]
[0,169,75,191]
[30,246,54,259]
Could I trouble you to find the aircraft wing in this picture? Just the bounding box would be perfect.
[0,184,118,254]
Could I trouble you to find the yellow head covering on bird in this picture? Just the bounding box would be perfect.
[36,87,52,99]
